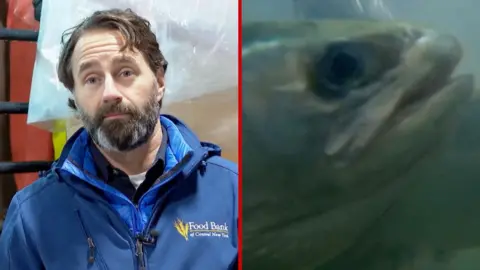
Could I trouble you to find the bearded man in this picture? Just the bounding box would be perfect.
[0,9,238,270]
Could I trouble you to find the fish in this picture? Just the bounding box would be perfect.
[242,20,475,269]
[319,101,480,270]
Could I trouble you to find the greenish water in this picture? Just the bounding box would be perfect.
[242,1,480,269]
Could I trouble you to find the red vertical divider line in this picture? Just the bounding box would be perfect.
[237,0,243,267]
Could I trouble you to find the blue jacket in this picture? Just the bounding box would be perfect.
[0,115,238,270]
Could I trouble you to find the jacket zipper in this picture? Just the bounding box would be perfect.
[75,210,108,269]
[135,238,146,270]
[87,237,96,264]
[133,152,199,270]
[132,164,186,270]
[60,169,140,269]
[95,199,142,269]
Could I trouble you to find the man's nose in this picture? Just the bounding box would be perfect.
[102,76,123,104]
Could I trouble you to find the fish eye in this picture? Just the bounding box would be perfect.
[324,50,363,88]
[309,42,367,100]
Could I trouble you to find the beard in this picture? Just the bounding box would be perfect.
[77,87,161,152]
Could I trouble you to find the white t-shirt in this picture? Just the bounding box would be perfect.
[129,171,147,189]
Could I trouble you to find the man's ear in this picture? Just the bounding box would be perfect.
[69,97,82,120]
[155,70,166,102]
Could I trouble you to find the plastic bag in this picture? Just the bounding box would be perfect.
[27,0,238,133]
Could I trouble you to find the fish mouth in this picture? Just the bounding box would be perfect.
[395,74,472,118]
[324,32,474,165]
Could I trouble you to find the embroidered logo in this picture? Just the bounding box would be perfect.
[174,218,229,241]
[174,218,189,241]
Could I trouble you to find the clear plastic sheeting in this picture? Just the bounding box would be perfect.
[27,0,238,133]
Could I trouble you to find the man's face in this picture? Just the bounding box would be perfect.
[71,29,165,151]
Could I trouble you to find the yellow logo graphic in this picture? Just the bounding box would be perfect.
[174,218,189,241]
[174,218,230,241]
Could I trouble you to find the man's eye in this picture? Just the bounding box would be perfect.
[120,70,133,77]
[85,77,98,85]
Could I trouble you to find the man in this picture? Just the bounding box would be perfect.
[0,8,238,270]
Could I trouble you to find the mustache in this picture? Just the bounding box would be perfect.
[94,103,135,122]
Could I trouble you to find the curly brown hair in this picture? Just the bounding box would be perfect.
[57,8,168,110]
